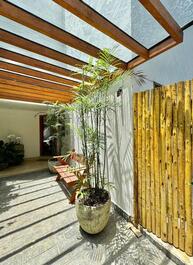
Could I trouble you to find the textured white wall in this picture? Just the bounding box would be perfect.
[0,100,48,158]
[136,26,193,86]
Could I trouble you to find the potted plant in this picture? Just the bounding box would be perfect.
[44,102,68,172]
[0,140,8,170]
[50,49,145,234]
[0,138,24,170]
[69,49,146,234]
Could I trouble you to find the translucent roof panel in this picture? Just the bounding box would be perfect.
[3,0,192,64]
[0,42,81,74]
[161,0,193,27]
[130,1,169,48]
[6,0,134,62]
[83,0,169,48]
[0,16,91,63]
[0,57,81,82]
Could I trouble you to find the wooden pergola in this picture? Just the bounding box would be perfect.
[0,0,184,104]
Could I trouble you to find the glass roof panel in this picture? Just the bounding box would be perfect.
[161,0,193,27]
[5,0,134,61]
[0,58,81,82]
[0,16,91,63]
[3,0,192,64]
[0,42,81,73]
[83,0,169,48]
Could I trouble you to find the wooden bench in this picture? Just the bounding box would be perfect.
[54,164,85,204]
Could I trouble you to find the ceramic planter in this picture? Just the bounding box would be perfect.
[75,191,111,234]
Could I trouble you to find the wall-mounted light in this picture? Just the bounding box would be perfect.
[117,88,123,97]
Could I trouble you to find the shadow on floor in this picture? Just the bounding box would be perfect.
[0,170,52,215]
[0,180,19,214]
[0,171,176,265]
[43,211,175,265]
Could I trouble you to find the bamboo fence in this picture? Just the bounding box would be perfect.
[133,80,193,256]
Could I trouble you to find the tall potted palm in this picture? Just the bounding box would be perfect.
[67,49,146,234]
[56,49,145,234]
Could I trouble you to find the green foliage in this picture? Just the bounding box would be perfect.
[69,48,146,190]
[46,48,146,191]
[0,140,24,169]
[45,101,67,155]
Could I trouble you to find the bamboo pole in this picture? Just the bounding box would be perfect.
[133,93,139,225]
[177,81,185,251]
[141,92,146,227]
[192,79,193,257]
[192,79,193,255]
[165,85,173,244]
[171,83,179,248]
[150,89,155,233]
[184,80,193,256]
[137,92,143,225]
[145,91,151,231]
[154,88,161,237]
[160,86,167,242]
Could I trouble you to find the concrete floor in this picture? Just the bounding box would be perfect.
[0,171,176,265]
[0,159,48,179]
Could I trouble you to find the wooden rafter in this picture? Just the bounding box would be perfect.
[0,70,75,92]
[0,48,84,81]
[0,79,75,99]
[1,29,87,68]
[0,89,72,103]
[0,0,127,69]
[53,0,149,59]
[127,37,177,69]
[139,0,183,43]
[0,94,49,104]
[0,83,74,102]
[0,88,72,103]
[0,61,80,87]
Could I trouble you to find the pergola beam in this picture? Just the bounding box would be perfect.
[0,93,47,104]
[0,48,84,81]
[0,29,87,68]
[127,37,177,69]
[0,70,75,92]
[0,88,72,103]
[0,0,127,69]
[0,61,79,87]
[139,0,183,43]
[0,83,74,102]
[53,0,149,59]
[0,78,75,99]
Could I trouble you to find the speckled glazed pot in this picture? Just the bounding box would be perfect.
[75,191,111,234]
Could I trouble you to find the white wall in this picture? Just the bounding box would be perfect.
[137,26,193,86]
[0,100,48,158]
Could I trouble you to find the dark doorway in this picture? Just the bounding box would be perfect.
[39,115,57,156]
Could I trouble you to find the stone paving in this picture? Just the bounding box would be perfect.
[0,171,176,265]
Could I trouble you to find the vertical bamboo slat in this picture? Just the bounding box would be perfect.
[171,83,179,248]
[150,90,155,233]
[160,86,167,242]
[177,81,185,251]
[141,92,146,227]
[154,88,161,237]
[166,85,173,244]
[184,80,193,256]
[133,93,138,225]
[192,80,193,255]
[145,91,151,231]
[137,93,143,225]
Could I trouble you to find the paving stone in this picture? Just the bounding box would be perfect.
[0,171,177,265]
